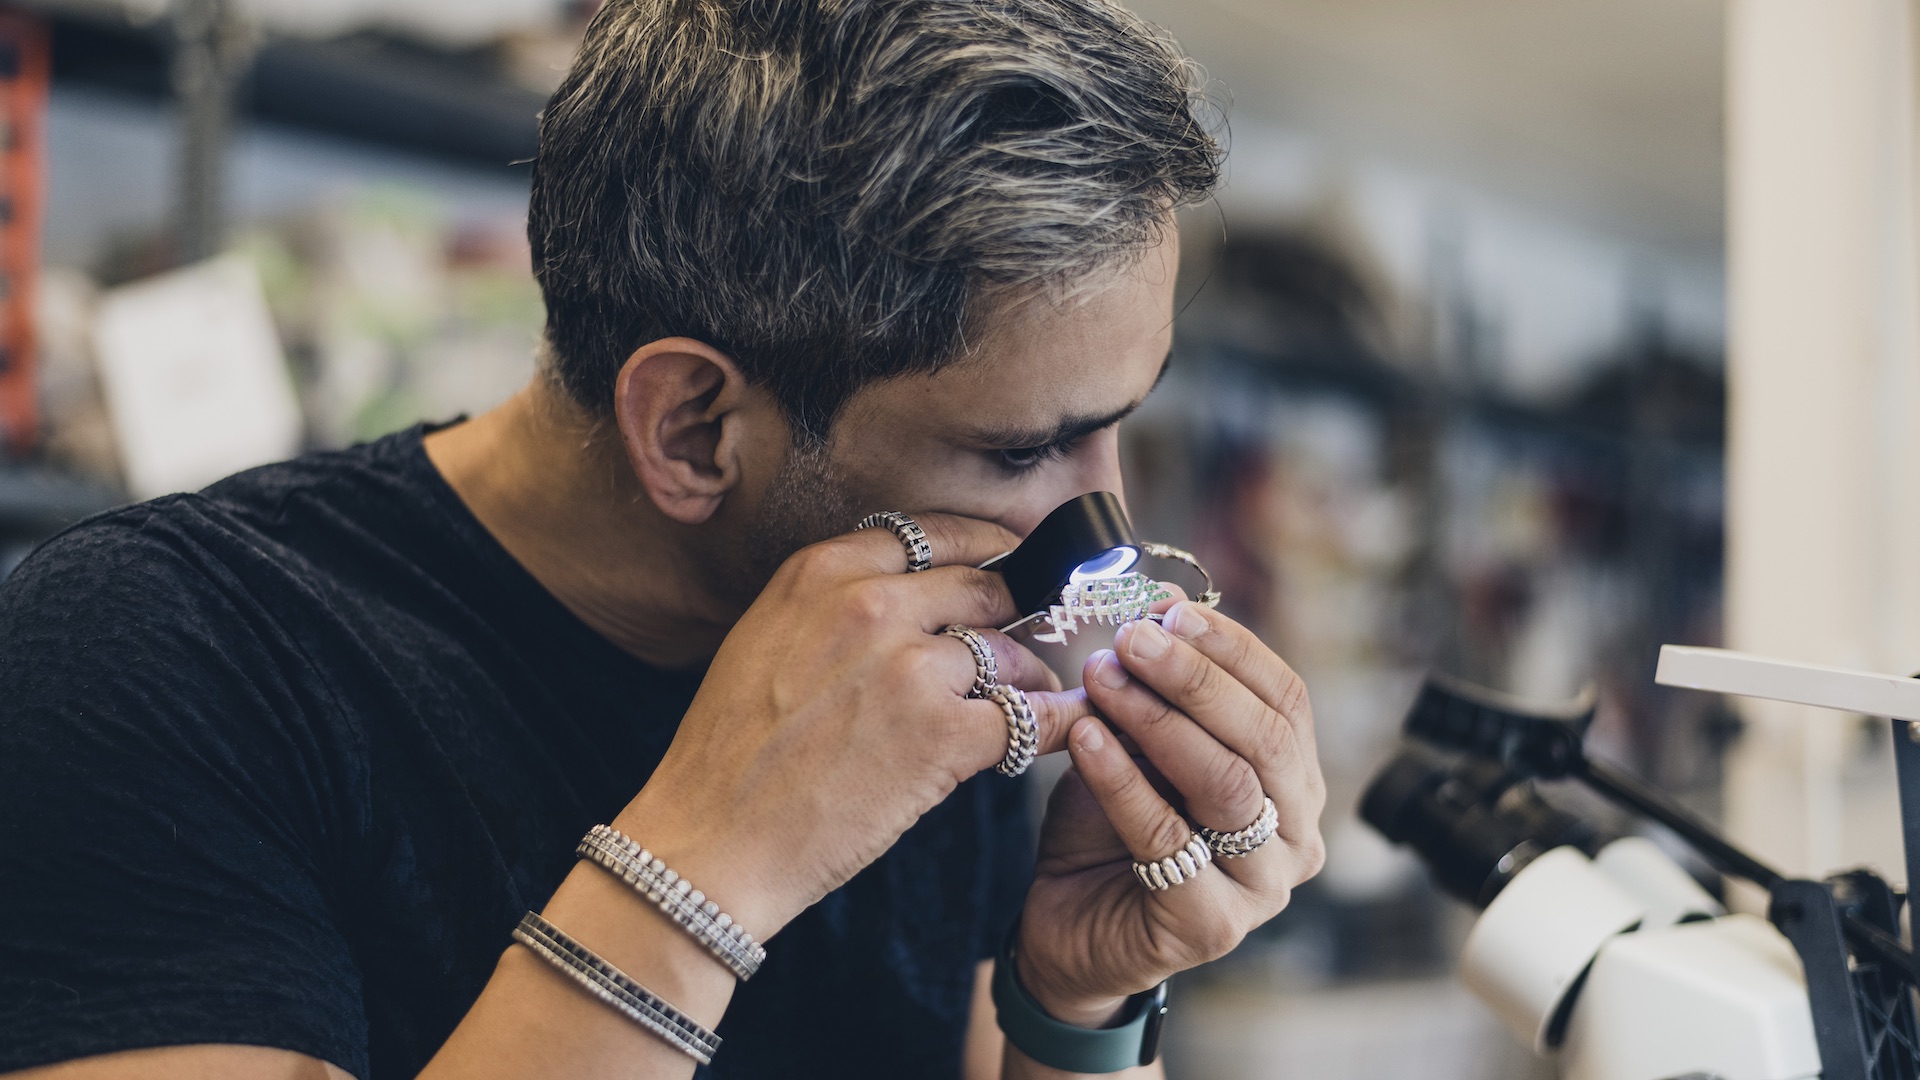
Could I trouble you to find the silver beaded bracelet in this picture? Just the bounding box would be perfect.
[512,911,722,1065]
[577,825,767,981]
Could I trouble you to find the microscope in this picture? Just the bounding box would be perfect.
[1362,648,1920,1080]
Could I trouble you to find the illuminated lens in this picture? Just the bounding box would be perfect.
[1069,546,1140,583]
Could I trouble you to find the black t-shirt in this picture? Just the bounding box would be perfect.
[0,425,1031,1079]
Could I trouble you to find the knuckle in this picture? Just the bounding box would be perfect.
[1177,655,1223,706]
[896,641,946,686]
[1304,762,1328,805]
[1207,756,1264,820]
[1139,804,1192,859]
[959,567,1014,622]
[1134,692,1185,734]
[839,578,895,629]
[1191,911,1245,961]
[1275,666,1312,721]
[1224,631,1265,681]
[783,539,841,579]
[1254,710,1302,770]
[1294,831,1329,880]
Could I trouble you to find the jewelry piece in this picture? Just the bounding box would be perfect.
[1026,572,1168,644]
[943,625,1000,698]
[577,826,765,981]
[986,682,1038,777]
[512,911,722,1064]
[1198,796,1279,859]
[855,510,933,573]
[1139,542,1222,610]
[1132,834,1214,891]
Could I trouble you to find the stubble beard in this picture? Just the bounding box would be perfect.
[723,439,865,610]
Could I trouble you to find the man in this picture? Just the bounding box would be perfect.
[0,1,1325,1077]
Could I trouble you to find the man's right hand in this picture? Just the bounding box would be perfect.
[610,512,1090,938]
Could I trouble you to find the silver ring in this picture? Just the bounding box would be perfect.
[855,511,933,573]
[943,626,1000,698]
[1197,796,1279,859]
[985,683,1037,777]
[1132,834,1214,891]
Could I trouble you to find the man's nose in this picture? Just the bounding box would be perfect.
[1071,428,1128,513]
[1004,430,1129,538]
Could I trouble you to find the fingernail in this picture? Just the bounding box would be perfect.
[1090,650,1129,690]
[1127,618,1171,660]
[1075,718,1106,752]
[1165,603,1210,641]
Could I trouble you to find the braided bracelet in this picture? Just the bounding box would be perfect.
[577,825,767,981]
[512,911,722,1064]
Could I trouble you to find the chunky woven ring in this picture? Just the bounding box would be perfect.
[985,682,1038,777]
[1133,834,1214,891]
[1198,796,1279,859]
[855,511,933,573]
[943,625,1000,698]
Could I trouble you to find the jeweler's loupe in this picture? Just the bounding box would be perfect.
[980,492,1220,644]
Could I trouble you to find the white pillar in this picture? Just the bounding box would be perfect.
[1724,0,1920,887]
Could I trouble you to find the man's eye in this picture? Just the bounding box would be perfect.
[997,441,1074,474]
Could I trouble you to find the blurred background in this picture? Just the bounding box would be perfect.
[3,1,1915,1077]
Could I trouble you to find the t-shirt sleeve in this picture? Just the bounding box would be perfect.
[0,510,370,1078]
[978,771,1034,961]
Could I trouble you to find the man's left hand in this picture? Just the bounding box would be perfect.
[1014,591,1327,1028]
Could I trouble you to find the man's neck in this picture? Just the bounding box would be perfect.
[423,382,737,670]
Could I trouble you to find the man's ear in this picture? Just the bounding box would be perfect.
[611,338,758,525]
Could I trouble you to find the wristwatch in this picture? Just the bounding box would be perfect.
[990,920,1170,1073]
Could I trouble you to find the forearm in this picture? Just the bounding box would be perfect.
[419,862,740,1080]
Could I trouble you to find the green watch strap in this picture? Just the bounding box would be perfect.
[990,920,1169,1073]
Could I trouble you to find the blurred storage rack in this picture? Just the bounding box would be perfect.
[0,0,568,573]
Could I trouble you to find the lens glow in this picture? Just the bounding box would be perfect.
[1069,545,1140,583]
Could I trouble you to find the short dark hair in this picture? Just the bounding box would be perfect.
[529,0,1220,442]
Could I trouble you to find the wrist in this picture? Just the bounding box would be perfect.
[611,787,801,938]
[539,862,739,1031]
[1013,930,1131,1029]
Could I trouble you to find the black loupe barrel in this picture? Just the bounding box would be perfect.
[984,491,1139,615]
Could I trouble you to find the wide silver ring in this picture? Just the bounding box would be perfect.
[1197,796,1279,859]
[1133,834,1214,891]
[985,683,1038,777]
[855,511,933,573]
[943,626,1000,698]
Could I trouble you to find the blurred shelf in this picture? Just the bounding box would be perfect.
[0,464,124,537]
[40,4,541,167]
[1193,338,1727,458]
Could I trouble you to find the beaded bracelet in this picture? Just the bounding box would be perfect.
[577,825,767,981]
[512,911,722,1064]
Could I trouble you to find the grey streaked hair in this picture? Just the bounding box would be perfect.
[529,0,1221,442]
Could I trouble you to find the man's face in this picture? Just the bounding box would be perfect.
[740,228,1181,585]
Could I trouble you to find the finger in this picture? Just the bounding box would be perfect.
[844,510,1020,574]
[983,628,1062,692]
[1156,602,1322,805]
[1082,648,1264,834]
[901,565,1019,632]
[1064,716,1208,872]
[1029,687,1093,755]
[941,627,1060,694]
[1158,601,1312,730]
[1113,617,1324,832]
[952,688,1094,775]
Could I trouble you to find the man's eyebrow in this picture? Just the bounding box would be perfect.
[965,350,1173,448]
